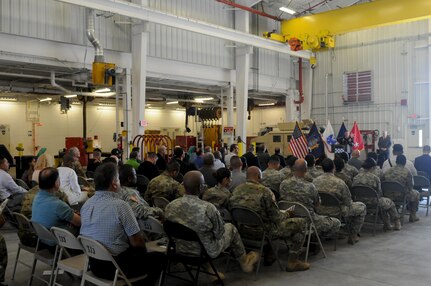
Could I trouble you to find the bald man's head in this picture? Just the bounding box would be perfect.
[294,159,307,177]
[352,150,360,158]
[246,166,262,183]
[183,171,205,195]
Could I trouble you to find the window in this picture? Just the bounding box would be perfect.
[343,70,372,103]
[273,135,281,142]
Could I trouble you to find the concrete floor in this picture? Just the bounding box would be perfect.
[2,208,431,286]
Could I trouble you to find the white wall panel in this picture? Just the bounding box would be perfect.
[0,0,130,52]
[311,20,430,156]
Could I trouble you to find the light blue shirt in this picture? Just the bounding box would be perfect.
[80,191,140,256]
[0,169,27,201]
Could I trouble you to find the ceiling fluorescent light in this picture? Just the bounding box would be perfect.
[94,92,116,97]
[98,103,115,106]
[39,97,52,102]
[166,101,179,105]
[0,97,17,102]
[195,97,213,101]
[94,88,111,93]
[258,102,276,107]
[64,94,77,98]
[279,6,296,15]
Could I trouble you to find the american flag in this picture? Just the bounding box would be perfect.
[289,122,309,158]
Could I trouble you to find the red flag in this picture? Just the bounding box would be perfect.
[350,121,364,151]
[288,122,309,158]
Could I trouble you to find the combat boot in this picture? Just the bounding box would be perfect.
[382,216,393,231]
[347,233,359,245]
[286,254,310,272]
[409,213,420,222]
[394,219,402,230]
[239,251,260,273]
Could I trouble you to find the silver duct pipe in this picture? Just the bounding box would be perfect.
[86,9,104,63]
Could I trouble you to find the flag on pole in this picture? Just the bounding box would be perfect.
[350,121,364,151]
[337,122,347,142]
[307,122,324,158]
[289,122,309,158]
[322,120,337,159]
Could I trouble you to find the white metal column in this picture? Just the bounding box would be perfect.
[226,81,234,145]
[428,20,431,145]
[235,9,252,155]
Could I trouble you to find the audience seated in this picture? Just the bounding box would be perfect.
[156,145,167,171]
[0,155,27,212]
[199,153,217,187]
[202,167,232,209]
[165,171,259,273]
[173,146,196,175]
[137,152,160,181]
[32,154,52,183]
[256,144,270,171]
[366,152,384,179]
[313,159,366,245]
[118,164,164,220]
[414,145,431,179]
[80,162,166,285]
[279,159,341,236]
[230,166,310,271]
[224,144,239,169]
[213,150,225,170]
[125,151,140,170]
[304,154,323,179]
[242,144,261,169]
[66,147,87,178]
[382,144,417,175]
[21,156,36,187]
[334,156,353,188]
[32,167,81,242]
[193,148,204,169]
[273,147,287,168]
[261,155,285,192]
[281,156,298,179]
[229,156,246,192]
[58,154,88,205]
[348,150,363,171]
[86,148,102,173]
[339,152,358,179]
[145,161,184,203]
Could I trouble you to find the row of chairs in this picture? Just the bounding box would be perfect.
[12,212,149,286]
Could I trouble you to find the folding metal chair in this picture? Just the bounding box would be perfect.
[162,220,224,285]
[15,178,30,190]
[217,208,233,222]
[278,201,327,262]
[230,206,285,279]
[28,221,60,286]
[51,227,85,286]
[317,192,344,251]
[382,181,407,225]
[413,175,430,216]
[417,171,429,179]
[11,212,37,280]
[350,185,380,236]
[136,174,150,195]
[77,176,91,188]
[79,236,147,286]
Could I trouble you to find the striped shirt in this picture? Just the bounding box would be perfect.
[80,191,140,256]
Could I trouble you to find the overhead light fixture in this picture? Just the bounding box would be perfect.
[64,94,77,98]
[94,88,111,93]
[98,103,115,107]
[71,101,81,105]
[166,101,179,105]
[39,97,52,102]
[258,102,276,107]
[0,97,17,102]
[279,6,296,15]
[195,97,213,101]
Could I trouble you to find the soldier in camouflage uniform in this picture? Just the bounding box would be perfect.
[118,165,164,220]
[261,156,285,194]
[339,152,359,179]
[165,171,259,273]
[304,154,323,179]
[352,158,401,230]
[230,166,310,272]
[313,159,366,245]
[202,168,232,209]
[0,233,6,285]
[279,159,341,236]
[280,156,297,179]
[383,155,420,222]
[366,152,384,180]
[334,157,353,188]
[145,161,184,204]
[66,147,87,178]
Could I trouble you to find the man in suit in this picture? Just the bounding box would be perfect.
[242,145,260,169]
[414,145,431,179]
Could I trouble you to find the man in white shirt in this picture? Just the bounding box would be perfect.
[224,144,239,169]
[0,156,27,211]
[213,151,225,170]
[382,144,417,175]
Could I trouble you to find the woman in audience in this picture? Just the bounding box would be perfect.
[32,154,52,184]
[202,167,232,209]
[21,156,36,186]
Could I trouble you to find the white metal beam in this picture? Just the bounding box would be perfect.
[56,0,310,59]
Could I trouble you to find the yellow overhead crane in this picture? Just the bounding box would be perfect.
[264,0,431,52]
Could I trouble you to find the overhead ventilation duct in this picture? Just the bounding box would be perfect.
[87,9,116,87]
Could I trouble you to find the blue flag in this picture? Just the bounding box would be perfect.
[307,122,324,158]
[337,122,347,142]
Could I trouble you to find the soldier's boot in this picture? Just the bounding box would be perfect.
[394,219,402,231]
[347,233,360,245]
[409,212,420,223]
[239,251,260,273]
[382,216,393,231]
[286,254,310,272]
[206,263,225,281]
